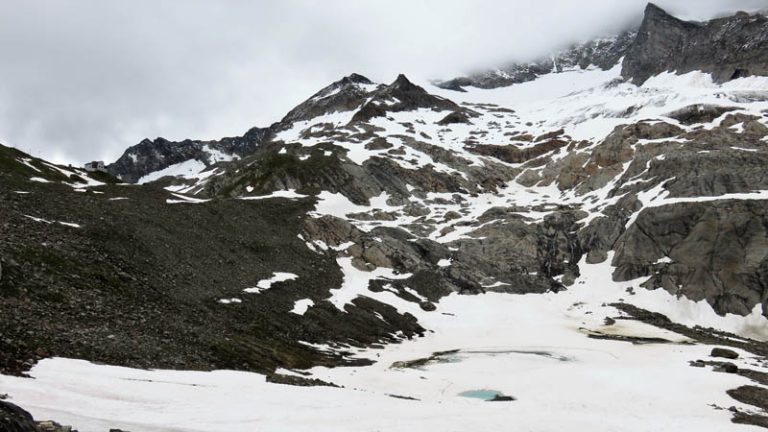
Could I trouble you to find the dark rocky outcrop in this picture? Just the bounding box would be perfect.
[281,73,377,124]
[107,126,272,183]
[436,111,472,125]
[0,401,79,432]
[732,411,768,429]
[466,134,569,164]
[612,200,768,316]
[727,385,768,411]
[203,138,508,206]
[622,4,768,84]
[351,75,467,123]
[0,401,39,432]
[665,104,738,125]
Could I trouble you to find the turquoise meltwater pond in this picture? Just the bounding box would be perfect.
[458,390,502,400]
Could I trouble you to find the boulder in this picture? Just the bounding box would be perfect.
[0,401,38,432]
[711,347,740,360]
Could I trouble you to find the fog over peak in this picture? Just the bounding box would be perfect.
[0,0,764,164]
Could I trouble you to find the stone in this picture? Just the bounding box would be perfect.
[711,348,740,360]
[0,401,38,432]
[419,301,437,312]
[488,394,516,402]
[714,363,739,374]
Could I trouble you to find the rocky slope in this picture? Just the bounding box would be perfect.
[1,142,431,378]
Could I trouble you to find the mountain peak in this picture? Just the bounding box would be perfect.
[350,74,465,123]
[623,5,768,84]
[391,74,416,89]
[644,3,667,17]
[343,73,373,85]
[277,74,380,125]
[384,74,429,96]
[640,2,693,28]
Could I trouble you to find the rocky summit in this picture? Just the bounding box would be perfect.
[2,3,768,432]
[623,3,768,84]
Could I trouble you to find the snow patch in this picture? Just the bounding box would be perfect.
[243,272,299,294]
[218,298,242,305]
[291,299,315,315]
[239,189,308,200]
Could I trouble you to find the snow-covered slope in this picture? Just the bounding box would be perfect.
[436,30,636,91]
[3,257,768,432]
[432,65,768,143]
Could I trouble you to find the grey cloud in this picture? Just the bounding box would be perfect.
[0,0,764,164]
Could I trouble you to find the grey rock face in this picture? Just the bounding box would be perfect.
[452,208,586,292]
[578,195,639,264]
[612,200,768,316]
[441,5,768,91]
[622,4,768,84]
[514,110,768,317]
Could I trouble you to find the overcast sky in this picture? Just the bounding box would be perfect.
[0,0,765,165]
